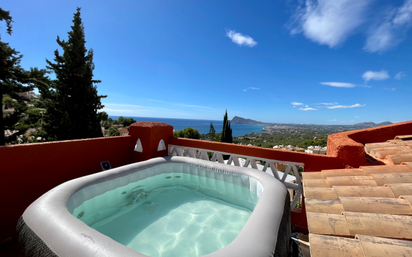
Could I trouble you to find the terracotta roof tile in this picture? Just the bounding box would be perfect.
[339,197,412,215]
[309,234,364,257]
[305,199,344,214]
[304,136,412,255]
[326,176,378,187]
[371,172,412,186]
[307,212,351,236]
[356,234,412,257]
[334,186,394,198]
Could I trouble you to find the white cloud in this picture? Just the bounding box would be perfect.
[364,0,412,52]
[299,107,317,111]
[320,82,356,88]
[317,102,338,105]
[291,102,304,106]
[243,87,260,91]
[395,71,406,80]
[175,103,214,109]
[288,0,371,48]
[362,70,390,81]
[226,30,257,47]
[326,103,366,109]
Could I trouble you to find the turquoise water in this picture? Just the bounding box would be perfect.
[73,173,259,257]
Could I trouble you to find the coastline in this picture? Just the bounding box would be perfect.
[109,116,265,137]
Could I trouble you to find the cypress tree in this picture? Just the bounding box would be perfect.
[42,7,106,141]
[220,110,232,143]
[209,122,216,139]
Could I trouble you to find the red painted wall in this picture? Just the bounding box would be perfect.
[327,120,412,167]
[129,122,173,163]
[0,136,133,243]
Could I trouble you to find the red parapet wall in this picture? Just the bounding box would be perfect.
[327,120,412,167]
[0,136,133,243]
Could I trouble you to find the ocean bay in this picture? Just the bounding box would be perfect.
[109,116,265,137]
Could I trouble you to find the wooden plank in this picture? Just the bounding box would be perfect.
[302,171,325,180]
[339,197,412,215]
[361,165,411,175]
[371,173,412,186]
[387,154,412,165]
[307,212,351,236]
[309,234,364,257]
[327,176,378,187]
[334,186,394,198]
[356,234,412,257]
[321,169,365,177]
[345,212,412,239]
[303,179,331,188]
[304,187,338,200]
[386,183,412,197]
[306,199,344,214]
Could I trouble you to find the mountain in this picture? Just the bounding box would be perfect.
[231,116,267,125]
[354,121,393,127]
[231,116,393,128]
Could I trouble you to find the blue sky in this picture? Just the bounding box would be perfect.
[2,0,411,124]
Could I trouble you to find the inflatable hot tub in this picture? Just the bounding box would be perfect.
[18,157,290,257]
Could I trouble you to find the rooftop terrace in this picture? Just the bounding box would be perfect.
[1,120,412,256]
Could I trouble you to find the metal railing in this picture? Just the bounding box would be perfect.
[168,144,303,209]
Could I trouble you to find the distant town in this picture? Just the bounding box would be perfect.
[230,116,393,155]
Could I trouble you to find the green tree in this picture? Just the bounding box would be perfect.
[208,122,216,140]
[117,116,136,127]
[173,127,201,139]
[220,110,232,143]
[41,7,106,141]
[97,111,108,123]
[0,8,48,145]
[0,8,13,37]
[108,126,120,136]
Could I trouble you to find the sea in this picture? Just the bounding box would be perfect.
[109,116,266,137]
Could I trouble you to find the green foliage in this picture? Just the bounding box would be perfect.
[2,96,14,108]
[297,138,327,148]
[220,110,232,143]
[207,122,220,141]
[0,8,13,38]
[173,127,201,139]
[108,127,120,136]
[117,116,136,127]
[41,7,106,141]
[233,132,329,149]
[98,111,109,122]
[0,11,48,145]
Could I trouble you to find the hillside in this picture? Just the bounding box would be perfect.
[231,116,268,125]
[231,116,393,128]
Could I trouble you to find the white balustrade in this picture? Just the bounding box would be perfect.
[168,144,303,209]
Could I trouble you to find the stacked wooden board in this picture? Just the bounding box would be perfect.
[304,135,412,256]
